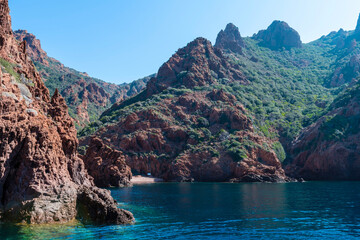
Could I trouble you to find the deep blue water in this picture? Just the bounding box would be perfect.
[1,182,360,239]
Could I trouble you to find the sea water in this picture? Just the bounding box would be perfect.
[1,182,360,239]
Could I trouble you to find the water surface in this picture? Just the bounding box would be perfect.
[1,182,360,239]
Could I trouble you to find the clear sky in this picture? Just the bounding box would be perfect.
[9,0,360,84]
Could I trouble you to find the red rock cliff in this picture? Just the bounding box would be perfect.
[0,0,133,224]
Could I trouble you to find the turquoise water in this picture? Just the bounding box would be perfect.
[1,182,360,239]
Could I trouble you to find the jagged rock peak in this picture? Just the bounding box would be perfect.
[14,29,49,66]
[254,20,302,50]
[355,13,360,34]
[146,37,247,95]
[215,23,245,53]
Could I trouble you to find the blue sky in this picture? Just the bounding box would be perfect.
[9,0,360,84]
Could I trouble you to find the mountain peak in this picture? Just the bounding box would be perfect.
[146,37,246,95]
[215,23,244,54]
[254,20,302,50]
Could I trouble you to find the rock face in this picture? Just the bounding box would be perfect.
[146,37,247,96]
[330,54,360,87]
[254,21,302,50]
[82,137,132,188]
[215,23,245,54]
[13,30,150,128]
[81,38,288,183]
[286,83,360,180]
[0,0,133,224]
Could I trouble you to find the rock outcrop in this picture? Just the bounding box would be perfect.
[286,83,360,180]
[254,20,302,50]
[82,137,132,188]
[0,0,133,224]
[215,23,245,54]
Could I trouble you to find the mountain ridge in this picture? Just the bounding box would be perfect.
[14,30,151,129]
[79,16,360,184]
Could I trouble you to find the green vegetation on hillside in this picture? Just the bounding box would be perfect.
[80,28,360,163]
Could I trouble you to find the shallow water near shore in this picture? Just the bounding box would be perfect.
[1,182,360,239]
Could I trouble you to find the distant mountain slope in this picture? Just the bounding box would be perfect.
[14,30,151,129]
[80,37,289,183]
[79,19,340,183]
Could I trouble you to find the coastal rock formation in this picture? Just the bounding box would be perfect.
[82,137,132,188]
[215,23,245,54]
[0,0,133,224]
[14,30,150,128]
[80,38,288,183]
[254,20,302,50]
[286,83,360,180]
[146,37,247,95]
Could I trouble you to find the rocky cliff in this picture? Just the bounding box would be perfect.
[14,30,150,128]
[215,23,245,54]
[253,20,302,50]
[0,0,133,224]
[82,137,132,187]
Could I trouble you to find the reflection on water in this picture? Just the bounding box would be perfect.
[1,182,360,239]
